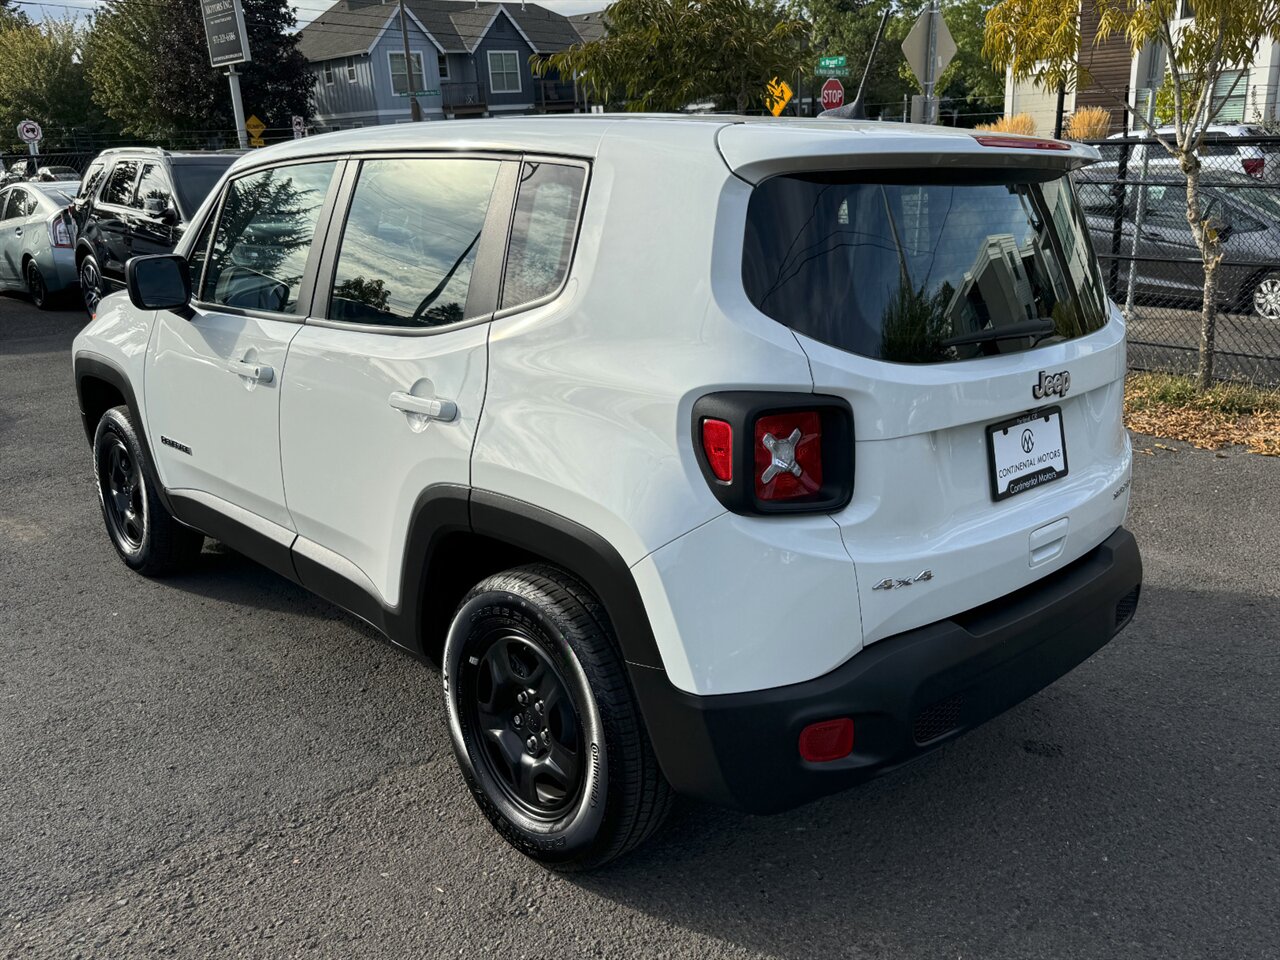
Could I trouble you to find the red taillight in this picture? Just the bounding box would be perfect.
[48,214,71,248]
[798,718,854,762]
[753,411,823,501]
[700,418,733,482]
[973,135,1071,151]
[1243,157,1264,178]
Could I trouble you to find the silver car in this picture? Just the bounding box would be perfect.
[0,181,78,309]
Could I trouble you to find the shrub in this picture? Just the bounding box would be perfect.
[1064,106,1112,140]
[974,113,1037,135]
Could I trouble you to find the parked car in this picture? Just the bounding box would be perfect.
[35,165,81,183]
[0,180,78,309]
[72,118,1141,869]
[1101,124,1280,183]
[71,148,239,314]
[1076,160,1280,319]
[0,158,38,186]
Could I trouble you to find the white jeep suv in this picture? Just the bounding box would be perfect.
[72,117,1142,870]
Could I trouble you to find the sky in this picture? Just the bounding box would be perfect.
[27,0,607,24]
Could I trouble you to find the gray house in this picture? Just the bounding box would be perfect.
[297,1,595,129]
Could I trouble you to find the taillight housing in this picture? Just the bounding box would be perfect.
[1243,157,1264,178]
[693,392,854,515]
[48,213,72,248]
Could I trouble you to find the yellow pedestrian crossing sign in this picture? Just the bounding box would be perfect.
[245,114,266,146]
[765,78,793,117]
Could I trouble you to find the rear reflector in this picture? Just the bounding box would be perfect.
[700,418,733,482]
[973,135,1071,151]
[754,411,823,500]
[799,718,854,762]
[1243,157,1264,178]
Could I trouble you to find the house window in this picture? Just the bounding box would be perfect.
[487,50,521,94]
[346,56,357,82]
[438,53,449,80]
[323,62,334,85]
[1210,69,1247,123]
[389,51,425,96]
[1178,0,1194,17]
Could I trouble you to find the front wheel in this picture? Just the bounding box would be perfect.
[1251,273,1280,321]
[443,564,672,870]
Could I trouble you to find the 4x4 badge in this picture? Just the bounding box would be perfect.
[1033,369,1070,400]
[873,570,933,591]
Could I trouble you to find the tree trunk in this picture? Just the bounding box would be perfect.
[1184,158,1221,391]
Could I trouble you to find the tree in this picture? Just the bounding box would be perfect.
[86,0,312,141]
[0,0,28,28]
[984,0,1280,389]
[799,0,907,116]
[0,19,109,150]
[533,0,810,114]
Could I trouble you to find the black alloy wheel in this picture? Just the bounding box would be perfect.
[25,261,48,309]
[101,433,145,551]
[79,254,102,316]
[462,628,585,819]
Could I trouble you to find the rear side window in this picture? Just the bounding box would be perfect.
[102,161,138,206]
[78,162,106,204]
[742,171,1109,364]
[500,161,585,310]
[3,188,35,219]
[200,161,338,314]
[328,157,499,327]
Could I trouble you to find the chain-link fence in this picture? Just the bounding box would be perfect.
[1079,135,1280,386]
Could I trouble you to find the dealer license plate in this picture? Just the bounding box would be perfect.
[986,407,1069,501]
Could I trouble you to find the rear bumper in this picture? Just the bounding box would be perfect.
[631,526,1141,814]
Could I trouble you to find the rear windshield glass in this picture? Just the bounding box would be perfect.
[743,171,1109,363]
[172,161,233,219]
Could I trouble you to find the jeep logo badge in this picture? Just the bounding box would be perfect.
[1032,370,1070,400]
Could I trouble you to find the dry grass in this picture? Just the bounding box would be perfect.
[974,113,1038,136]
[1065,106,1112,140]
[1124,373,1280,455]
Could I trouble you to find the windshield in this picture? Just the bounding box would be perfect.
[743,171,1109,364]
[172,161,233,219]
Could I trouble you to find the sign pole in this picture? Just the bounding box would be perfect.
[228,65,249,149]
[397,0,422,122]
[923,0,939,124]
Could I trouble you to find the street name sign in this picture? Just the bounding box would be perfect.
[203,0,252,67]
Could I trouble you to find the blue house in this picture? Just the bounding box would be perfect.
[296,1,596,129]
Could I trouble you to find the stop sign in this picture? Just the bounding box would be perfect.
[821,78,845,111]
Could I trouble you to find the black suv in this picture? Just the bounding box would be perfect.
[72,148,239,313]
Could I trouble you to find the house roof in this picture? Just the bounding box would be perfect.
[296,1,590,62]
[568,10,606,45]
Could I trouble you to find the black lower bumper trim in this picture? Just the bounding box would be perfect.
[631,526,1142,814]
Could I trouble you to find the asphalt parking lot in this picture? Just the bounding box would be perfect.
[2,293,1278,960]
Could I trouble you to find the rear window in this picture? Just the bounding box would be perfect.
[743,171,1109,363]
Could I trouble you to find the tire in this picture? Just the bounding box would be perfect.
[25,260,51,310]
[1250,273,1280,322]
[443,564,673,871]
[79,252,104,316]
[92,405,203,576]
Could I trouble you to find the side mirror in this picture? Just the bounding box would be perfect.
[126,254,191,311]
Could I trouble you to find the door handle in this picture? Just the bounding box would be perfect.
[1140,228,1166,241]
[228,359,274,383]
[388,391,457,422]
[13,228,21,236]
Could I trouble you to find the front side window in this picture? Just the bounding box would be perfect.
[488,51,521,94]
[329,157,499,328]
[200,161,337,314]
[102,160,138,207]
[501,161,585,309]
[389,51,425,96]
[77,162,106,204]
[134,162,172,212]
[743,171,1108,364]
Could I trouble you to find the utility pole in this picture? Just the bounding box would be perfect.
[228,65,248,149]
[398,0,422,122]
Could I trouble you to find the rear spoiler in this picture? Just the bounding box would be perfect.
[717,121,1101,184]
